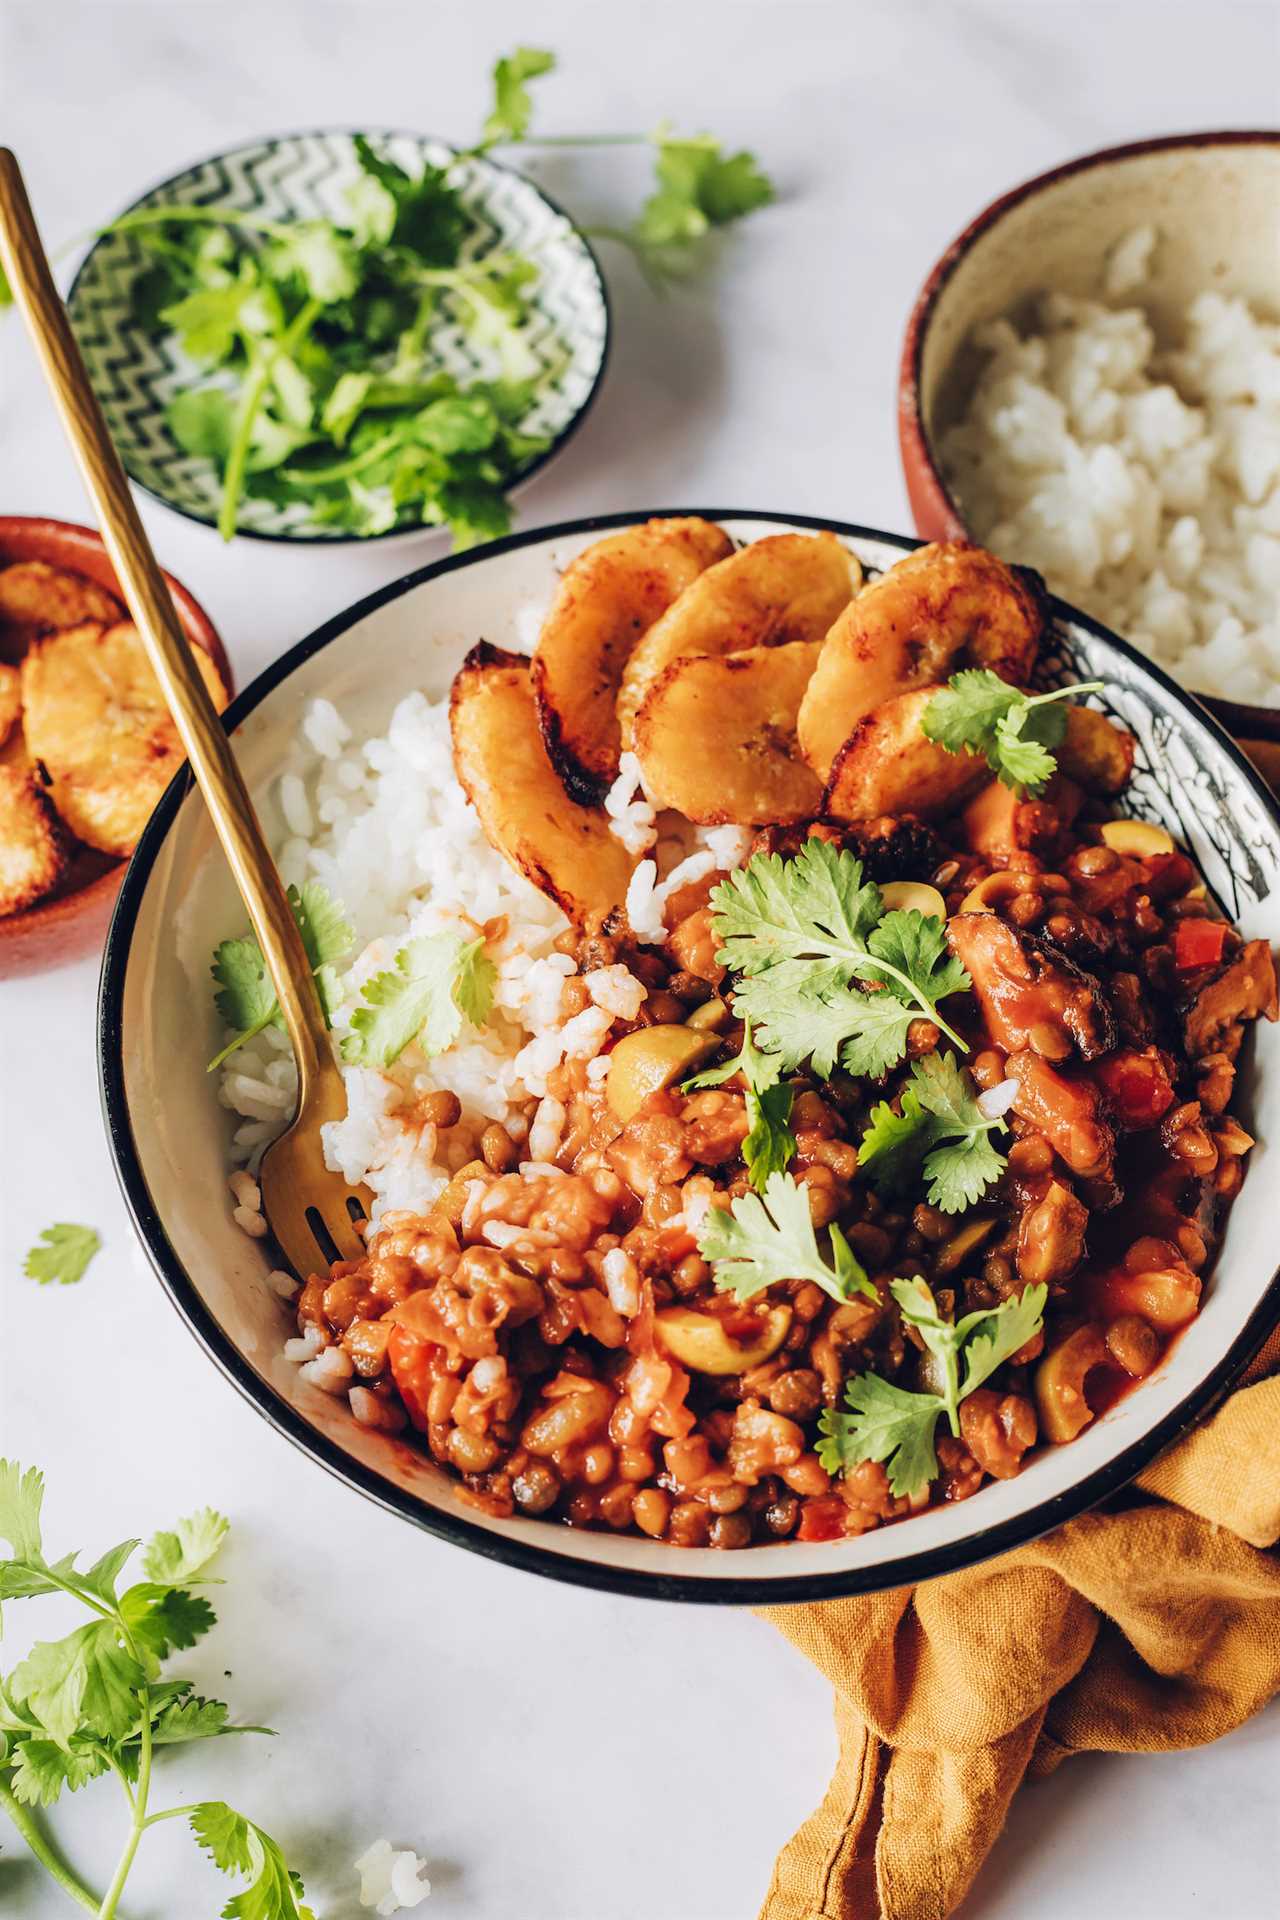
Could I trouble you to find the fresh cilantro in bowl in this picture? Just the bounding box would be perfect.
[54,47,774,544]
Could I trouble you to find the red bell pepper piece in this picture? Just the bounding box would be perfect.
[795,1495,848,1542]
[1173,918,1228,973]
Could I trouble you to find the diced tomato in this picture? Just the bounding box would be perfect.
[1173,918,1228,973]
[1093,1048,1176,1128]
[387,1324,438,1433]
[796,1495,847,1542]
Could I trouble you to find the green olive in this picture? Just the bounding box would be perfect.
[655,1304,792,1375]
[605,1024,720,1123]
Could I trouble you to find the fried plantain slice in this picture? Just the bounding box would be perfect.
[616,531,860,749]
[798,542,1046,780]
[21,621,229,858]
[532,517,733,804]
[0,763,71,916]
[0,559,122,650]
[632,639,825,826]
[1056,704,1135,795]
[823,686,989,821]
[450,641,635,923]
[0,663,20,749]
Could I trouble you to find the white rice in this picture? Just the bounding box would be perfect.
[604,751,658,856]
[217,688,749,1227]
[941,226,1280,702]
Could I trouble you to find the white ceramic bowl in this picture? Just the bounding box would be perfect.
[99,512,1280,1602]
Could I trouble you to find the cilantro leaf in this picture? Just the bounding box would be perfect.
[923,1130,1008,1215]
[713,840,970,1075]
[744,1081,797,1191]
[266,224,359,304]
[142,1507,229,1584]
[167,386,237,461]
[22,1225,101,1287]
[817,1373,944,1496]
[957,1285,1048,1397]
[12,1621,146,1747]
[857,1053,1008,1214]
[148,1693,241,1747]
[697,1170,876,1306]
[625,130,775,283]
[684,1018,795,1191]
[342,930,495,1068]
[0,1460,45,1559]
[208,881,353,1070]
[921,670,1103,796]
[161,267,279,363]
[7,1736,111,1807]
[480,47,556,150]
[121,1584,217,1664]
[191,1802,314,1920]
[210,938,278,1065]
[712,838,883,976]
[867,910,971,1009]
[993,702,1060,792]
[819,1279,1048,1498]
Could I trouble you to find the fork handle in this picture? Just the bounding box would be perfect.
[0,148,326,1087]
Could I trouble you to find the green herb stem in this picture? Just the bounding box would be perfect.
[217,296,321,541]
[102,205,296,242]
[500,131,649,147]
[95,1691,152,1920]
[860,952,968,1053]
[282,429,400,487]
[0,1778,101,1915]
[1024,680,1104,709]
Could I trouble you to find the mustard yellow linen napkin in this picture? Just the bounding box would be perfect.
[757,1328,1280,1920]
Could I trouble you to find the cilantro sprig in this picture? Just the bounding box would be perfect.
[858,1052,1009,1214]
[684,1017,796,1192]
[922,670,1105,796]
[0,1463,310,1919]
[342,929,496,1068]
[709,838,972,1079]
[696,1170,877,1306]
[817,1279,1047,1496]
[208,880,353,1071]
[469,49,774,286]
[22,1225,101,1287]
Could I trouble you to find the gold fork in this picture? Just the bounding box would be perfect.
[0,148,369,1275]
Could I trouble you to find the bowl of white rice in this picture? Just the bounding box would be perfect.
[900,132,1280,729]
[97,509,1280,1602]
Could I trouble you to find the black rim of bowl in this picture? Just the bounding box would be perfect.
[67,128,613,547]
[98,508,1280,1604]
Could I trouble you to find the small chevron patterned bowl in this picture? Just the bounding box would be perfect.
[67,131,610,543]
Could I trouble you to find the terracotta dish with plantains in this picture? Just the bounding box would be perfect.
[0,516,229,974]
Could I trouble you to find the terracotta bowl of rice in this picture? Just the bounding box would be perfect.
[899,131,1280,755]
[98,510,1280,1602]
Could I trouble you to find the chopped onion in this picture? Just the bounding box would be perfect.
[978,1077,1018,1120]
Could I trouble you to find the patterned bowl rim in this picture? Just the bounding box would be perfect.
[67,128,613,546]
[98,509,1280,1605]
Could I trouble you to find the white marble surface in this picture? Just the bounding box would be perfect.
[2,3,1278,1915]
